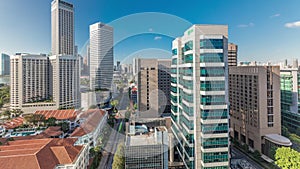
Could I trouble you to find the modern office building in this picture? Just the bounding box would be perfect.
[89,22,114,90]
[10,54,56,112]
[280,59,300,133]
[49,55,81,109]
[125,126,168,169]
[229,64,291,158]
[171,25,229,169]
[10,53,80,112]
[0,53,10,76]
[228,43,237,66]
[51,0,74,55]
[136,58,171,117]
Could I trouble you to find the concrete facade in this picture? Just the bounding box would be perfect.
[228,43,237,66]
[136,58,171,118]
[229,65,282,153]
[51,0,74,55]
[89,22,114,90]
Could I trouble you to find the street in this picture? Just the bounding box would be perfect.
[98,87,129,169]
[231,146,264,169]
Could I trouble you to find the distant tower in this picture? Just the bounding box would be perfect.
[89,22,114,90]
[228,43,238,66]
[51,0,74,55]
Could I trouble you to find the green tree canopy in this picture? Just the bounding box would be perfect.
[112,142,125,169]
[275,147,300,169]
[46,117,57,126]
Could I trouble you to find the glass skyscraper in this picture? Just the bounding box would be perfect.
[280,59,300,134]
[0,53,10,76]
[170,25,229,169]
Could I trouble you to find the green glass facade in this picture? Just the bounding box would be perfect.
[281,71,300,133]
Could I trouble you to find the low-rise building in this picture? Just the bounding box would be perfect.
[125,126,168,169]
[34,109,79,130]
[70,109,107,147]
[0,138,89,169]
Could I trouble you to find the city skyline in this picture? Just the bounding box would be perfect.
[1,0,300,63]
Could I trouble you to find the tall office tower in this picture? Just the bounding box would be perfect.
[229,65,291,158]
[133,57,140,77]
[49,55,81,109]
[125,126,169,169]
[89,22,113,90]
[136,58,171,117]
[116,61,121,71]
[0,53,10,76]
[51,0,74,55]
[228,43,237,66]
[10,54,56,112]
[280,59,300,134]
[170,25,229,169]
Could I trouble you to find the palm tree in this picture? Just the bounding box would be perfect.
[111,100,119,114]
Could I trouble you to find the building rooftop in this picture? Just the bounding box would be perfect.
[1,117,24,129]
[70,109,106,137]
[127,126,167,146]
[264,134,292,146]
[0,138,83,169]
[35,109,78,121]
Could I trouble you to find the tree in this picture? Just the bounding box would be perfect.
[2,110,11,118]
[125,111,131,122]
[275,147,300,169]
[60,122,69,133]
[24,114,45,127]
[111,100,119,114]
[112,143,125,169]
[253,150,261,159]
[133,103,138,110]
[282,126,290,137]
[46,117,57,126]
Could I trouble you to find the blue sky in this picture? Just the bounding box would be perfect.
[1,0,300,64]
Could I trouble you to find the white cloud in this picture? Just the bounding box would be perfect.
[154,36,162,40]
[285,21,300,28]
[270,13,280,18]
[237,22,255,28]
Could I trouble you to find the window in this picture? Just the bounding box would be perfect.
[200,67,225,77]
[200,53,224,63]
[172,48,178,56]
[184,41,193,51]
[200,39,223,49]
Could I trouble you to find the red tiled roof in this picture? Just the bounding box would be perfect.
[0,138,83,169]
[70,109,106,137]
[34,109,78,121]
[42,126,63,137]
[2,117,24,129]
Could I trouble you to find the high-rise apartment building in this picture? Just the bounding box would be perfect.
[280,59,300,133]
[229,65,290,158]
[228,43,237,66]
[10,54,80,112]
[0,53,10,76]
[10,54,56,112]
[136,58,171,117]
[49,55,81,109]
[89,22,113,90]
[51,0,74,55]
[171,25,229,169]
